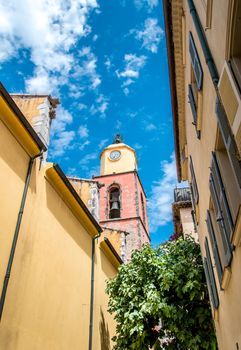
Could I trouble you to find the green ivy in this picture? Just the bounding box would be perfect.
[106,237,217,349]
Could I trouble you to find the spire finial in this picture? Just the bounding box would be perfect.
[113,134,123,144]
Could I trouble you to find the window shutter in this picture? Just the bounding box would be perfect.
[211,152,234,235]
[204,238,219,309]
[189,32,203,90]
[206,210,223,286]
[209,153,233,266]
[189,156,199,204]
[216,97,241,189]
[188,84,197,124]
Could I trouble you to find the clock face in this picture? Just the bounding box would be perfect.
[110,150,121,160]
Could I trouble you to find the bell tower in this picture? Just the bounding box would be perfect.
[94,135,150,261]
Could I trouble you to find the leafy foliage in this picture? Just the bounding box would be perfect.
[106,237,217,349]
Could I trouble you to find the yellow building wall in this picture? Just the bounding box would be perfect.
[173,1,241,348]
[93,239,118,349]
[100,143,137,175]
[0,106,117,349]
[102,228,122,257]
[0,119,30,299]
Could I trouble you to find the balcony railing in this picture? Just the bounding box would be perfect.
[174,187,191,203]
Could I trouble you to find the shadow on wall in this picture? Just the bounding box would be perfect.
[100,308,110,350]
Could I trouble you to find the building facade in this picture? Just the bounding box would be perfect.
[172,187,197,241]
[94,137,150,261]
[164,0,241,348]
[0,83,121,350]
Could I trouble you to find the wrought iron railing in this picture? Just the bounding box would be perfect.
[174,187,191,202]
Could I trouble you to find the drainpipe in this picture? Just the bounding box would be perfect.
[187,0,219,87]
[0,152,43,321]
[88,232,101,350]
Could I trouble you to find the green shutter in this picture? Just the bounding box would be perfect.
[216,97,241,189]
[189,32,203,90]
[209,153,233,266]
[204,238,219,309]
[188,84,197,123]
[189,156,199,204]
[209,175,232,266]
[211,152,234,236]
[206,210,223,286]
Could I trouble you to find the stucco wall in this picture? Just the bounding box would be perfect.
[93,241,118,349]
[0,118,117,349]
[173,0,241,348]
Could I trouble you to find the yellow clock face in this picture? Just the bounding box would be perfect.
[110,150,121,160]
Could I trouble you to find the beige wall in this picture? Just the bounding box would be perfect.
[0,102,117,349]
[93,240,118,349]
[179,207,198,241]
[171,0,241,348]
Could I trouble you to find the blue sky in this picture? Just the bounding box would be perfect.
[0,0,181,245]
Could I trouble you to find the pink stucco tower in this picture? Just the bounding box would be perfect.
[94,135,150,261]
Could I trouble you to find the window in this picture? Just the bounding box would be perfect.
[141,193,146,226]
[206,210,223,286]
[209,152,233,266]
[229,1,241,91]
[203,238,219,309]
[189,156,199,205]
[188,32,203,138]
[216,97,241,189]
[109,186,120,219]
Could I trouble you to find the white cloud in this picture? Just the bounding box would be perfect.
[72,47,102,92]
[116,54,146,94]
[78,103,87,111]
[78,125,89,138]
[49,106,75,157]
[148,153,187,233]
[79,140,90,151]
[79,153,98,173]
[98,138,109,149]
[104,57,113,71]
[119,69,139,78]
[145,123,157,131]
[51,106,73,135]
[134,0,158,11]
[0,0,98,94]
[133,143,142,150]
[90,94,109,118]
[134,18,164,53]
[50,130,75,157]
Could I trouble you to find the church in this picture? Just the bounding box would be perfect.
[0,82,149,349]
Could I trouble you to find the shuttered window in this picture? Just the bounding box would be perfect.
[216,97,241,189]
[209,152,233,266]
[189,32,203,90]
[204,238,219,309]
[206,210,223,286]
[189,156,199,204]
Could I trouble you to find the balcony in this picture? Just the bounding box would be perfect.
[174,187,191,203]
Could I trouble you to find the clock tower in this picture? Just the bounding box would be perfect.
[94,135,150,262]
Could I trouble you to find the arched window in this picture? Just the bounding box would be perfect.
[141,192,146,226]
[109,186,121,219]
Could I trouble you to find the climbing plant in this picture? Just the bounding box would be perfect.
[106,237,217,349]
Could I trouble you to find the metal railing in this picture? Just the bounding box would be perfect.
[174,187,191,202]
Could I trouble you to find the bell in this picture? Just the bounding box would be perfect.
[110,201,119,210]
[111,192,119,201]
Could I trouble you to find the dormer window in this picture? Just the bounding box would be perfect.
[109,187,121,219]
